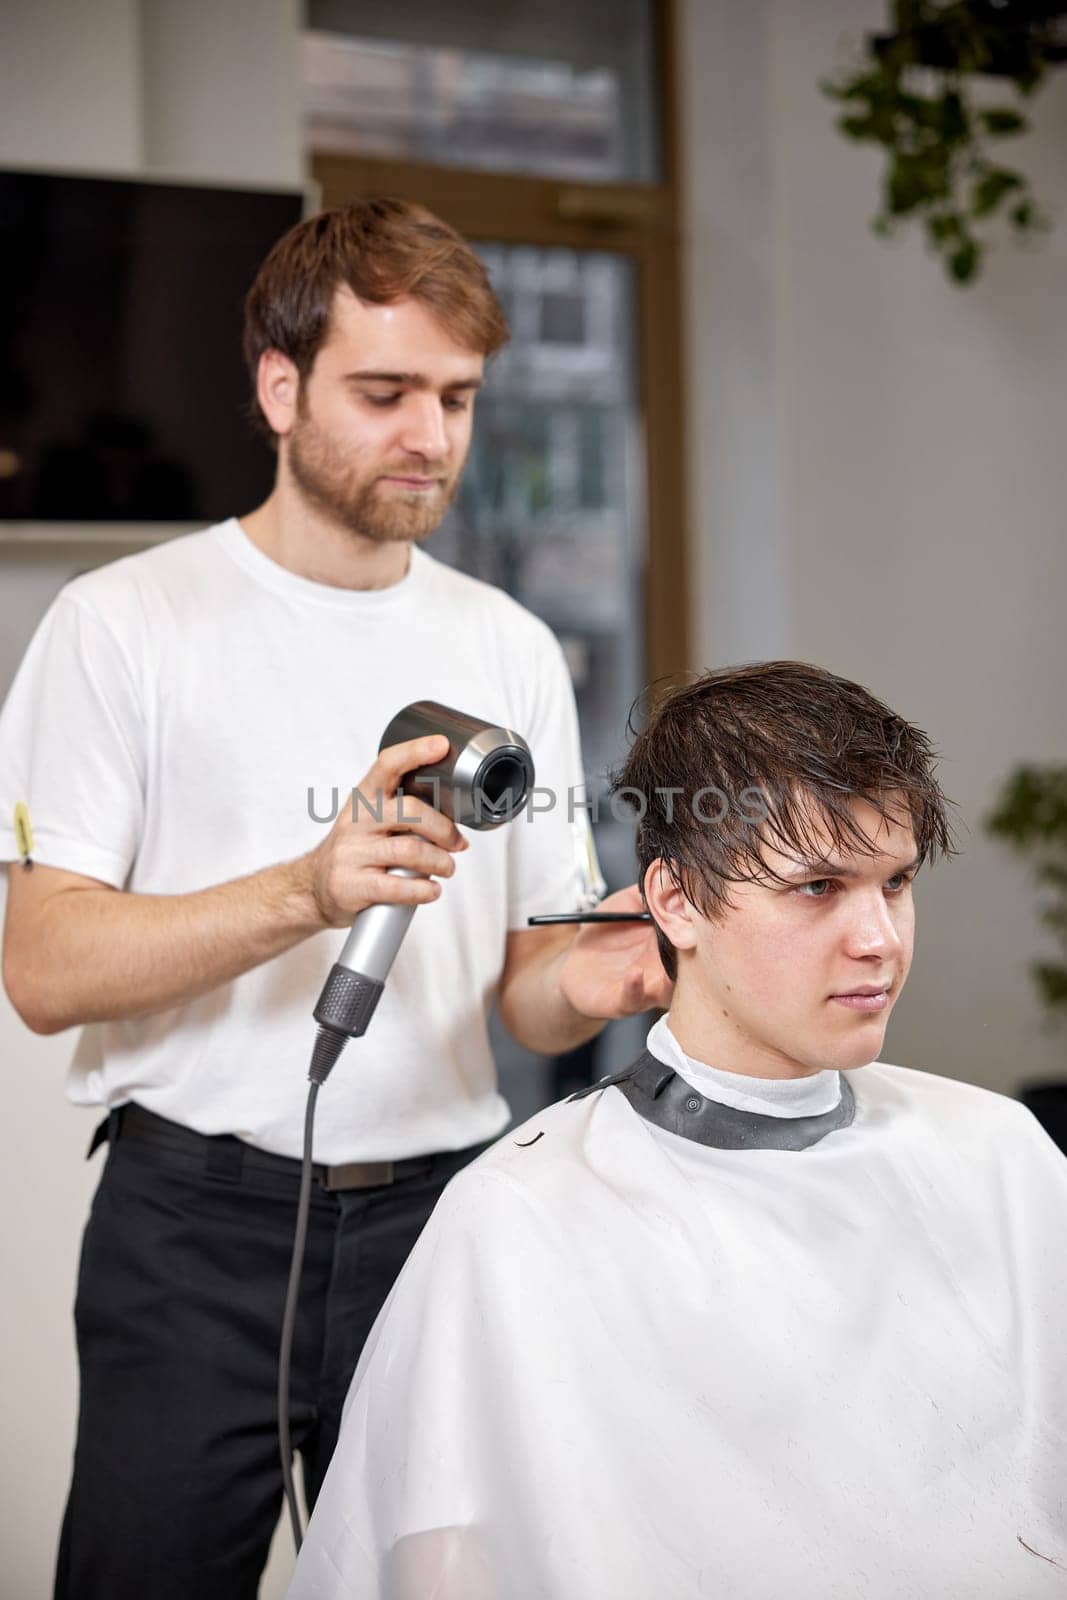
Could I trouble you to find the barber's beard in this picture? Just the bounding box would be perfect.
[287,414,460,544]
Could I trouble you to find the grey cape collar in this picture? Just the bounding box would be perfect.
[572,1051,855,1152]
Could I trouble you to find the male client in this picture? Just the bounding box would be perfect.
[288,661,1067,1600]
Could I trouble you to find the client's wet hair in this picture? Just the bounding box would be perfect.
[613,661,954,980]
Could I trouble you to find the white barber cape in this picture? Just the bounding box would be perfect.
[288,1024,1067,1600]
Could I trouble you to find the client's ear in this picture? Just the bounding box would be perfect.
[643,860,697,954]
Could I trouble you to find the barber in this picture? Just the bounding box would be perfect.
[0,197,670,1600]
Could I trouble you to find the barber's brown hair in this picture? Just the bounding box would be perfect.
[614,661,954,980]
[242,196,509,434]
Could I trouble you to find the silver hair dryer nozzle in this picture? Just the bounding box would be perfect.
[310,701,535,1080]
[380,700,534,829]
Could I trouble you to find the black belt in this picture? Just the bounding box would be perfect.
[89,1102,485,1192]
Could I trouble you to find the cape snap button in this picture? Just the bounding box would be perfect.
[685,1095,702,1113]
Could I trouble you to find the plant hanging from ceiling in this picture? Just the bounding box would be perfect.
[987,765,1067,1017]
[823,0,1067,283]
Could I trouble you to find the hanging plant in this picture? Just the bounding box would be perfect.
[987,765,1067,1017]
[823,0,1067,283]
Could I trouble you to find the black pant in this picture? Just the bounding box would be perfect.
[54,1113,488,1599]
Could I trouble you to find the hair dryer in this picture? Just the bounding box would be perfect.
[308,701,534,1084]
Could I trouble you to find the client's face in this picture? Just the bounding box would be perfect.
[650,798,918,1079]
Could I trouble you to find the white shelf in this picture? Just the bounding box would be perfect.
[0,523,197,546]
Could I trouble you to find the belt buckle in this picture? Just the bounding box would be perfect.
[322,1159,395,1192]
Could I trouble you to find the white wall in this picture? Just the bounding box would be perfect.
[141,0,302,184]
[679,0,1067,1095]
[677,0,786,667]
[0,0,143,173]
[0,5,302,1595]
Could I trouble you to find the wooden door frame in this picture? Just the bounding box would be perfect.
[309,0,689,683]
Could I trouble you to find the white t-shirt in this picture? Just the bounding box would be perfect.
[0,520,590,1161]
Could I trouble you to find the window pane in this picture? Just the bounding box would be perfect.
[302,0,659,183]
[427,244,644,902]
[425,241,648,1114]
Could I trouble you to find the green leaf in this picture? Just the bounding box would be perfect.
[987,767,1067,844]
[948,238,981,282]
[925,212,962,244]
[978,108,1026,137]
[840,115,880,141]
[972,168,1024,218]
[1033,963,1067,1010]
[827,71,892,105]
[887,152,950,214]
[937,89,970,144]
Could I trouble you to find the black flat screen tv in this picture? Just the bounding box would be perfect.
[0,170,304,523]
